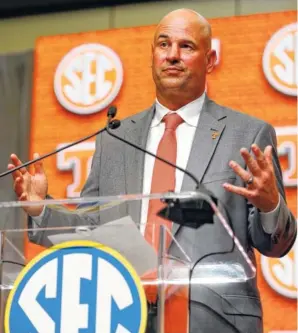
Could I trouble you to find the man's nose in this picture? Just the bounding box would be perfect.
[166,44,180,63]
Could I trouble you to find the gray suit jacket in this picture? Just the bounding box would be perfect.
[33,96,296,333]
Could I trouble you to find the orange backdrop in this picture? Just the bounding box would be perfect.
[30,11,297,333]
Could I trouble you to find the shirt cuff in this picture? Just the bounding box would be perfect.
[31,206,46,228]
[260,194,281,234]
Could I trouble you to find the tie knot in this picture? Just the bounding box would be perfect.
[163,113,184,130]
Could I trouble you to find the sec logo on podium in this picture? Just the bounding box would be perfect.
[5,240,147,333]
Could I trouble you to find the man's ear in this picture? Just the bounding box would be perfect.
[206,49,217,74]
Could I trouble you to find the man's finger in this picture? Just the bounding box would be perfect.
[223,182,253,198]
[19,192,28,201]
[240,148,261,176]
[10,154,27,175]
[32,153,45,175]
[8,164,23,181]
[14,177,25,197]
[264,146,274,165]
[251,144,268,170]
[228,160,251,183]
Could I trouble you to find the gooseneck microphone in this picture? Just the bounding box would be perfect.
[0,110,121,178]
[105,105,217,229]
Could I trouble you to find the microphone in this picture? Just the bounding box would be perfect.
[0,110,121,178]
[105,106,217,229]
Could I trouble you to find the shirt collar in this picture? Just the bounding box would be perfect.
[152,93,205,128]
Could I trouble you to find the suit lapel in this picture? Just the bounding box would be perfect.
[172,97,226,235]
[124,106,155,223]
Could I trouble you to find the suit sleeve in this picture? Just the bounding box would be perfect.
[247,122,297,257]
[29,134,102,247]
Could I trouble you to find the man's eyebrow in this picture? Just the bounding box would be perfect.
[157,34,169,40]
[181,39,197,46]
[156,34,197,45]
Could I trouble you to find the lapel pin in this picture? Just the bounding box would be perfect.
[211,130,219,140]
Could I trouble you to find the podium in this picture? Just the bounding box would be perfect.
[0,191,256,333]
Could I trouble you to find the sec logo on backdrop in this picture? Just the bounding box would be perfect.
[261,237,298,299]
[263,22,297,96]
[54,43,123,115]
[5,241,147,333]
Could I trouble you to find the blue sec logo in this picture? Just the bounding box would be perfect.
[5,240,147,333]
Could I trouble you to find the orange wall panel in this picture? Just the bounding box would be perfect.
[30,11,297,333]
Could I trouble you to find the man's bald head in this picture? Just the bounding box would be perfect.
[154,9,212,49]
[151,8,217,110]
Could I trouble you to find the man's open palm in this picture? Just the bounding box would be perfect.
[8,153,48,216]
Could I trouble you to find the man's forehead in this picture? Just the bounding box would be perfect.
[154,23,199,42]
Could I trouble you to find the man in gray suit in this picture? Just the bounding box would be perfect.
[9,8,296,333]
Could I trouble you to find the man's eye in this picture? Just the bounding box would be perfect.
[181,44,192,49]
[160,42,168,47]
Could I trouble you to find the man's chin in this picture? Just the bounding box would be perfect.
[159,78,185,90]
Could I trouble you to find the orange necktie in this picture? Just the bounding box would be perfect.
[145,113,183,249]
[143,113,189,333]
